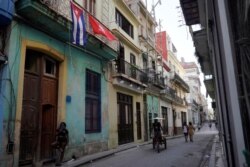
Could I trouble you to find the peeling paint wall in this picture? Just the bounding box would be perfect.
[0,20,114,165]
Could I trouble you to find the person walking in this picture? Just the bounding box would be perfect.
[188,122,195,142]
[183,122,188,142]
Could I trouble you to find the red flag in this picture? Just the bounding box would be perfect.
[88,15,116,41]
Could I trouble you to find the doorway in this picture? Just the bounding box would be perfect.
[19,50,58,165]
[117,93,134,145]
[181,111,187,127]
[136,102,142,140]
[162,107,168,135]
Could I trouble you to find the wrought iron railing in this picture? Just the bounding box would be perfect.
[172,73,190,92]
[38,0,118,51]
[162,85,184,105]
[154,74,165,87]
[175,95,184,104]
[192,99,198,106]
[115,59,148,83]
[163,85,176,99]
[144,69,165,87]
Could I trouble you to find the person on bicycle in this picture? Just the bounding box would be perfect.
[153,119,163,140]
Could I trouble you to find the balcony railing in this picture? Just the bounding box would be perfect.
[192,99,198,106]
[154,74,165,87]
[146,69,165,88]
[172,73,190,92]
[161,85,185,105]
[162,85,176,98]
[38,0,118,51]
[115,59,148,83]
[175,95,184,104]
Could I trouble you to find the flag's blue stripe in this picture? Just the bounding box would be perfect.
[80,14,87,44]
[70,4,87,46]
[76,19,80,45]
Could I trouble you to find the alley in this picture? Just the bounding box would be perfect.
[80,124,218,167]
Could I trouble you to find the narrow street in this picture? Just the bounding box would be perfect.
[80,123,218,167]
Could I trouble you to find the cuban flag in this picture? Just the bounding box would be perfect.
[89,15,117,41]
[70,1,87,46]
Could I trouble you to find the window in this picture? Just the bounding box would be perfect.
[25,51,38,73]
[85,69,101,133]
[152,61,156,70]
[115,9,134,38]
[83,0,96,15]
[130,53,136,79]
[162,107,168,135]
[44,58,56,77]
[130,53,136,65]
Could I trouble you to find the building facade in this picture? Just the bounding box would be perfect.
[0,0,118,166]
[181,58,202,126]
[180,0,248,166]
[0,0,195,166]
[157,32,189,135]
[107,0,148,148]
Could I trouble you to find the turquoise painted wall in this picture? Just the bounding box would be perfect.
[146,95,159,116]
[65,44,109,146]
[0,21,111,162]
[0,22,22,159]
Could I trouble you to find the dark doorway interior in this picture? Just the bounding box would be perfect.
[162,107,168,135]
[117,93,134,145]
[136,102,142,140]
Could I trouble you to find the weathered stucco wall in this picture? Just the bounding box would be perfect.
[0,20,113,166]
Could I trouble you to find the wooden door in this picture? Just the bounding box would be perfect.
[118,45,125,73]
[19,73,40,165]
[40,58,58,159]
[173,109,177,135]
[117,93,134,145]
[19,50,58,165]
[181,112,187,127]
[136,102,142,140]
[162,107,168,135]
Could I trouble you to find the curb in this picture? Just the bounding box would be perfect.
[61,135,183,167]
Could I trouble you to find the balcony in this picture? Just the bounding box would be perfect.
[160,85,185,105]
[192,99,198,107]
[16,0,118,60]
[138,26,155,49]
[146,69,165,89]
[171,73,190,93]
[204,76,215,99]
[112,58,148,93]
[191,99,199,110]
[179,0,200,26]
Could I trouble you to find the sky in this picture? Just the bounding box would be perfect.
[142,0,212,106]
